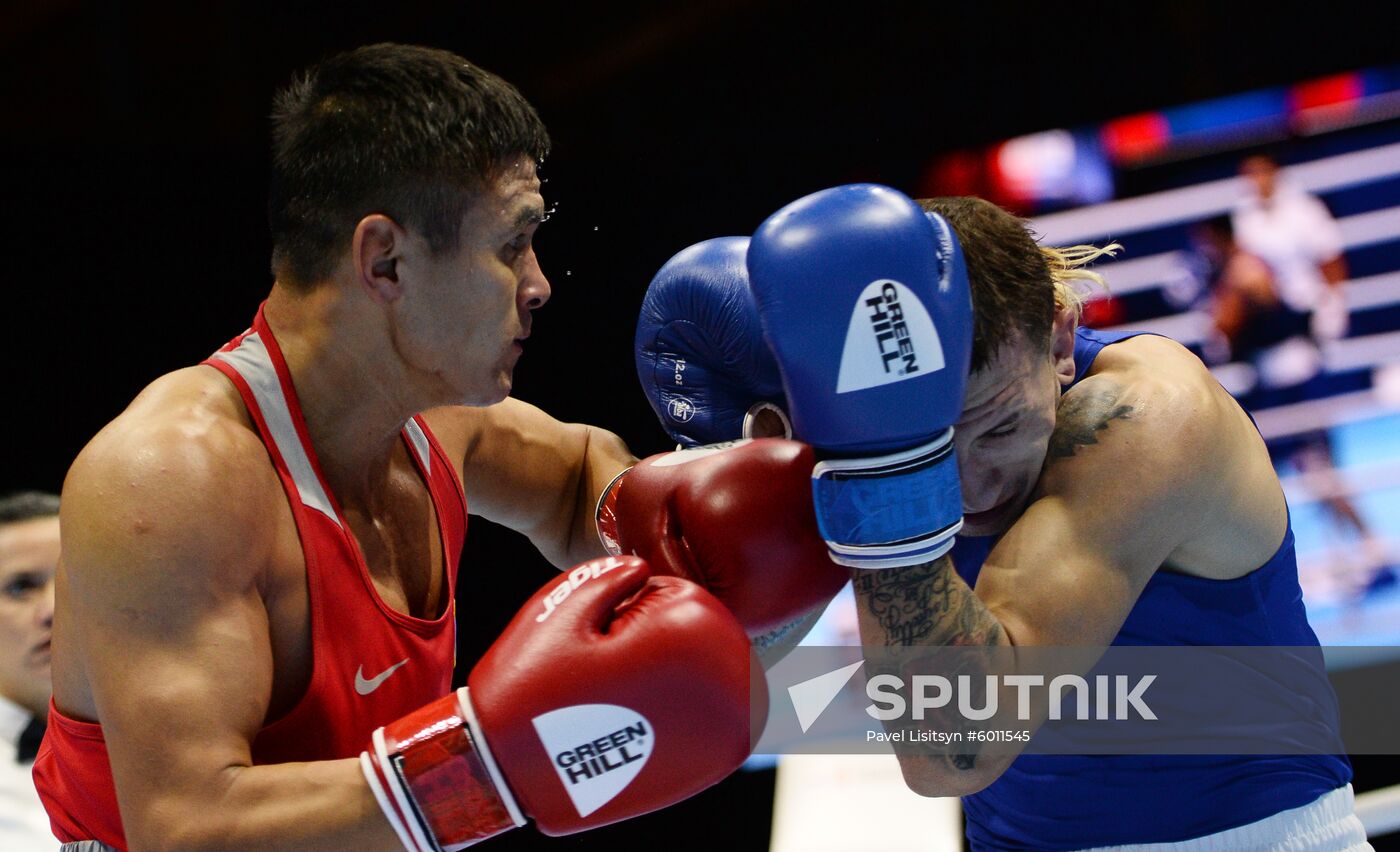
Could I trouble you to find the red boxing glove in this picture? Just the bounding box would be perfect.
[362,556,765,851]
[596,438,848,636]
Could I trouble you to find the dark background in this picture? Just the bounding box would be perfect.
[4,2,1396,849]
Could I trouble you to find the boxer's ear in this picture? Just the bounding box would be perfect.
[1050,305,1077,388]
[352,214,404,303]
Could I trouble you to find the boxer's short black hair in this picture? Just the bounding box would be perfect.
[268,43,550,288]
[0,492,60,525]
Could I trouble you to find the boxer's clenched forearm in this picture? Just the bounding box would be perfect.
[124,759,403,851]
[851,557,1005,649]
[448,400,635,570]
[850,558,1015,796]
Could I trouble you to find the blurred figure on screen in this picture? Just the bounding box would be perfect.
[0,492,60,849]
[1192,214,1281,365]
[1233,152,1349,346]
[1194,188,1394,601]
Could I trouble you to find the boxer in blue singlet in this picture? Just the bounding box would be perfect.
[633,192,1369,850]
[847,197,1366,850]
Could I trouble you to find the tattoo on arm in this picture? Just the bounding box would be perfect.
[1048,383,1134,460]
[852,558,1005,773]
[752,612,805,653]
[850,557,1005,648]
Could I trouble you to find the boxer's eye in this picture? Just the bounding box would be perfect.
[503,234,529,261]
[3,572,42,599]
[986,419,1020,439]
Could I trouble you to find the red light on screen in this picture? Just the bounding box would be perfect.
[1100,112,1170,164]
[917,149,985,199]
[1291,73,1363,112]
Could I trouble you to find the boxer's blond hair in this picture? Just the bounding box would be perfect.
[1042,243,1121,321]
[918,197,1119,372]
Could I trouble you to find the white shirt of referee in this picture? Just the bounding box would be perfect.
[0,693,57,850]
[1231,159,1346,316]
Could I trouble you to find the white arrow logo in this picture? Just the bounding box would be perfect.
[788,660,866,733]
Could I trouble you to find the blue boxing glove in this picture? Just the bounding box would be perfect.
[747,185,973,569]
[635,237,791,447]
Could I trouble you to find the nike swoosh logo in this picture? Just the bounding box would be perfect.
[355,659,410,696]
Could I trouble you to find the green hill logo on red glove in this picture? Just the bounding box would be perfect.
[532,703,653,817]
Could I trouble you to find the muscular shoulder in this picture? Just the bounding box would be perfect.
[1043,335,1232,511]
[1038,334,1284,577]
[63,366,282,590]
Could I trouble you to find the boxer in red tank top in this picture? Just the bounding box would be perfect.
[33,46,642,850]
[32,43,841,852]
[35,305,470,844]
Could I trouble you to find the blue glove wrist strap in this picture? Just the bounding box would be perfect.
[810,428,963,569]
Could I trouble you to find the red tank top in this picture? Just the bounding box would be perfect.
[34,305,466,848]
